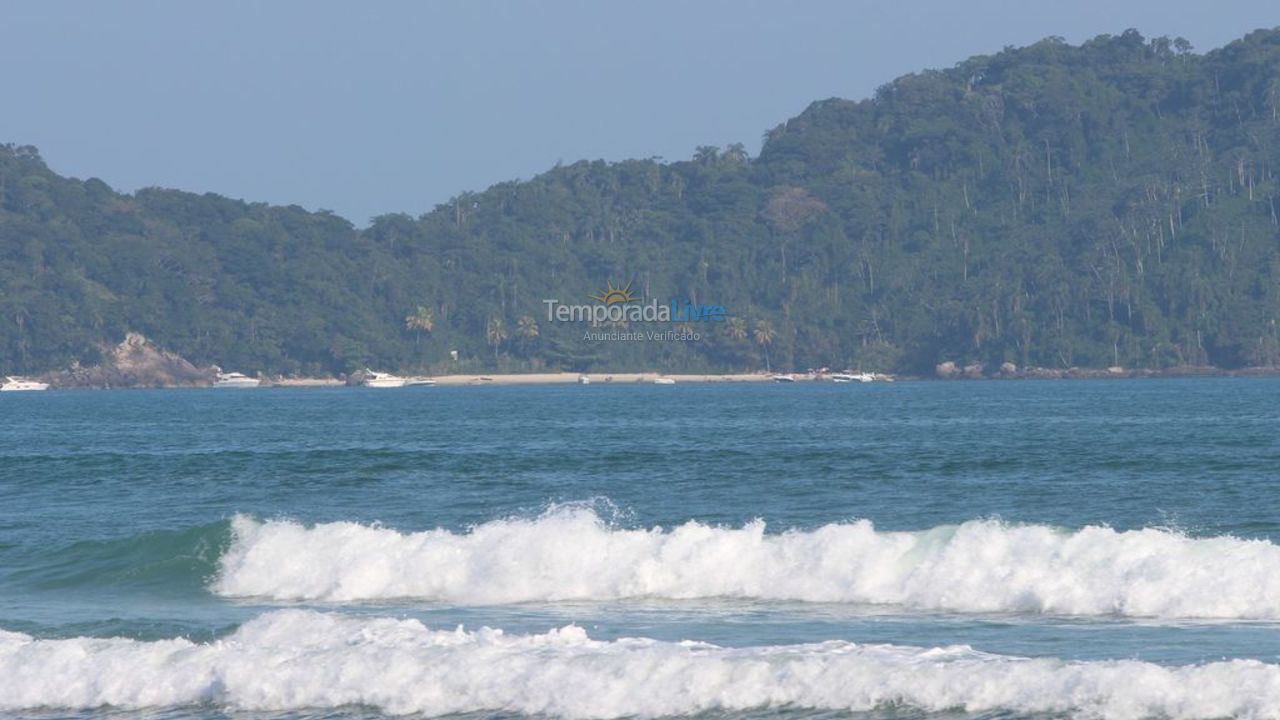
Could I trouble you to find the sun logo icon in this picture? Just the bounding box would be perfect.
[590,280,638,305]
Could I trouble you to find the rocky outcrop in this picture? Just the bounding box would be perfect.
[994,364,1233,379]
[41,333,212,388]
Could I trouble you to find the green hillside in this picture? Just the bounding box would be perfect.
[4,28,1280,376]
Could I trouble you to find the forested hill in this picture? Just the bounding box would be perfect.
[4,28,1280,377]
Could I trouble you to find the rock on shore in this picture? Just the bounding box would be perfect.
[41,333,212,389]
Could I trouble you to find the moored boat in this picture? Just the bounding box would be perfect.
[830,372,875,383]
[213,372,260,388]
[0,376,49,392]
[362,370,407,388]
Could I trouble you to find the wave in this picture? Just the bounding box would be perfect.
[2,609,1279,718]
[212,508,1280,618]
[5,522,229,595]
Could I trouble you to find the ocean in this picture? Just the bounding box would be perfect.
[2,378,1279,718]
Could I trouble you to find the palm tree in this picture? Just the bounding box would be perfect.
[515,315,539,357]
[516,315,539,340]
[724,316,747,341]
[404,306,434,346]
[486,317,508,362]
[753,319,776,372]
[693,145,720,166]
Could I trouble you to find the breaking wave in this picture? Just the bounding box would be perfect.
[213,508,1280,618]
[4,609,1280,718]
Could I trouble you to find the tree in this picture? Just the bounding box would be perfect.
[754,319,776,372]
[486,317,508,362]
[515,314,539,356]
[404,305,434,346]
[693,145,720,166]
[763,186,826,233]
[516,314,539,340]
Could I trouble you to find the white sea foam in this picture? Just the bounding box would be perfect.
[214,509,1280,618]
[2,610,1280,718]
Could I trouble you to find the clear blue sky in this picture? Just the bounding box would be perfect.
[2,1,1274,225]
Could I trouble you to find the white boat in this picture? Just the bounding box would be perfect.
[213,371,260,388]
[831,372,874,383]
[578,375,591,385]
[404,377,437,387]
[362,370,406,388]
[1,376,49,392]
[653,377,676,385]
[772,374,795,383]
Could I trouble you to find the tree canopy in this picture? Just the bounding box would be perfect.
[4,29,1280,376]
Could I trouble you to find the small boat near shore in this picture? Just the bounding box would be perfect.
[1,376,49,391]
[362,370,406,388]
[653,377,676,385]
[404,377,437,387]
[772,374,795,383]
[214,371,260,388]
[830,372,874,383]
[830,372,896,383]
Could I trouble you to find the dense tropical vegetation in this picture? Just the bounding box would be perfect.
[4,28,1280,376]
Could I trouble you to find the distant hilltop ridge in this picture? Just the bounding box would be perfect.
[4,28,1280,377]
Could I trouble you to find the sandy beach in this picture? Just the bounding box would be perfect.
[428,372,779,386]
[270,378,345,387]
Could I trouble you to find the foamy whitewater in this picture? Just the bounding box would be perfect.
[4,609,1280,718]
[215,508,1280,618]
[8,380,1280,719]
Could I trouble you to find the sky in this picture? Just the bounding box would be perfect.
[2,1,1276,225]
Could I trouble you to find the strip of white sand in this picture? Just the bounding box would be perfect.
[429,372,780,385]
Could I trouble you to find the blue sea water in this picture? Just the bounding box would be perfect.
[2,378,1280,718]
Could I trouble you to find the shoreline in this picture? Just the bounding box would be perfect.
[280,366,1280,387]
[13,365,1280,390]
[425,372,775,386]
[16,337,1280,390]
